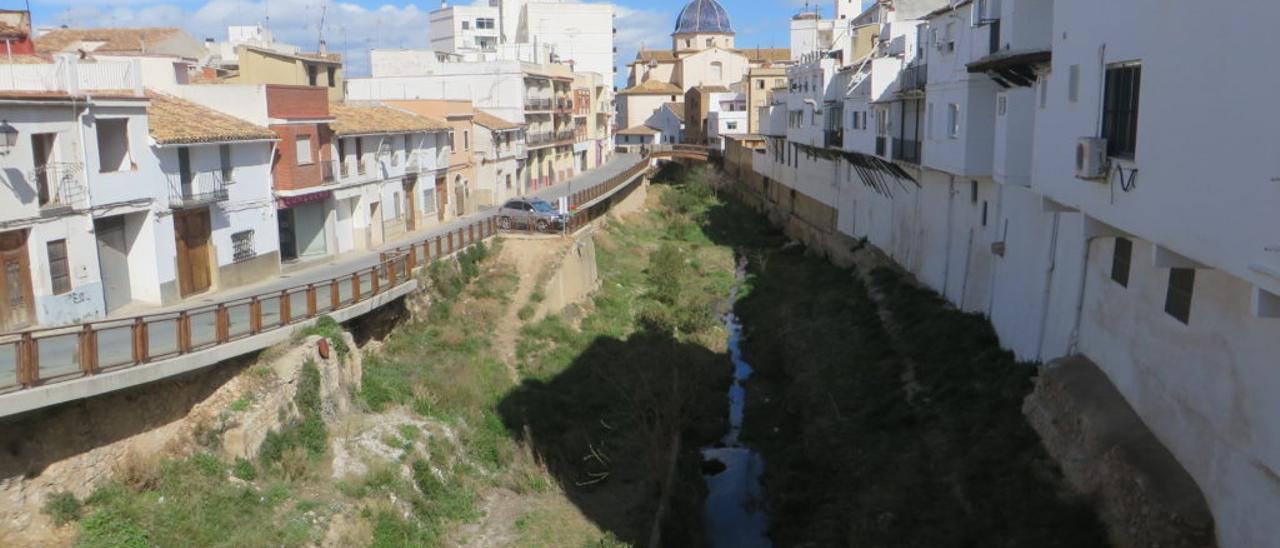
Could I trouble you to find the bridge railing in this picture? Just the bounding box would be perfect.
[0,153,658,397]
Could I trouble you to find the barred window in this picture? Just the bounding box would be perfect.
[1102,62,1141,158]
[232,230,256,263]
[47,240,70,295]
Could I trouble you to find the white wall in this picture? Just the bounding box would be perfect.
[519,2,614,80]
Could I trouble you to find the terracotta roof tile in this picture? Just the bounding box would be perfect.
[36,28,186,54]
[664,102,686,119]
[632,49,678,63]
[616,124,659,136]
[733,48,792,63]
[472,109,521,131]
[330,103,450,136]
[146,92,275,145]
[618,79,682,95]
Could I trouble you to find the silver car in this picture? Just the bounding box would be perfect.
[496,197,567,231]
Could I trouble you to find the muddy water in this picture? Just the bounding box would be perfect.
[701,258,771,548]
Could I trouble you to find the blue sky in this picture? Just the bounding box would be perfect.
[24,0,860,86]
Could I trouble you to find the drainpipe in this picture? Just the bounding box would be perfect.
[1034,212,1061,362]
[1067,232,1100,355]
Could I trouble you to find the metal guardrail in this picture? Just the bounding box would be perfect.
[0,153,664,396]
[168,171,230,209]
[30,162,86,212]
[892,138,921,164]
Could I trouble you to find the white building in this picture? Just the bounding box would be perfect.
[471,109,525,207]
[746,0,1280,545]
[705,91,746,149]
[430,4,501,53]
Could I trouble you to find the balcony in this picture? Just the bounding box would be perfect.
[891,138,921,164]
[555,98,572,112]
[875,136,887,157]
[527,132,554,147]
[823,129,843,149]
[902,63,928,92]
[30,162,86,214]
[168,170,230,209]
[555,129,575,143]
[524,97,552,111]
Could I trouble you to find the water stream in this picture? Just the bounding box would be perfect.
[701,257,771,548]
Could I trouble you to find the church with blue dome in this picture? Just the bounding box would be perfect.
[616,0,791,146]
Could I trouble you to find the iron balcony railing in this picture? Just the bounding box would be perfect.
[524,97,552,111]
[555,98,572,111]
[527,132,554,146]
[892,138,921,164]
[30,162,86,213]
[168,170,230,209]
[555,129,576,142]
[902,63,928,92]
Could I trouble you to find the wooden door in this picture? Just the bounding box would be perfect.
[174,208,212,297]
[0,231,34,330]
[402,176,417,232]
[435,177,447,221]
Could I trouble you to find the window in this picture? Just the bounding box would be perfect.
[1111,237,1132,287]
[231,230,256,262]
[463,130,469,150]
[1039,75,1048,109]
[449,131,456,150]
[462,20,470,30]
[506,174,512,189]
[296,135,313,165]
[727,121,738,130]
[706,38,714,47]
[997,95,1007,116]
[1102,62,1141,158]
[95,118,133,172]
[1067,64,1080,102]
[1165,267,1195,324]
[476,17,495,29]
[945,22,955,52]
[307,65,318,86]
[403,134,413,159]
[327,67,337,88]
[47,240,70,295]
[981,201,988,226]
[219,144,233,182]
[393,193,402,219]
[757,80,764,89]
[423,188,437,213]
[947,103,960,138]
[927,103,934,137]
[970,180,978,203]
[710,61,723,82]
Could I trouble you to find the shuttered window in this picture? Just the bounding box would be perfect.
[1164,268,1195,324]
[1102,62,1141,158]
[1111,237,1132,287]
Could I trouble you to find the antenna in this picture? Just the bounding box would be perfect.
[317,3,327,51]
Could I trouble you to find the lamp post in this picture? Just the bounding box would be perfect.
[0,120,18,155]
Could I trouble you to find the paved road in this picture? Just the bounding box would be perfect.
[0,153,644,389]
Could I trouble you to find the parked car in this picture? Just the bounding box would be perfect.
[497,197,567,231]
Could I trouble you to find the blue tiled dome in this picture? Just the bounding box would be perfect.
[672,0,733,35]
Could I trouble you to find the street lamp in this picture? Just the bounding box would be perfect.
[0,120,17,155]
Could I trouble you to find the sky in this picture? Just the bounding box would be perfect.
[23,0,859,87]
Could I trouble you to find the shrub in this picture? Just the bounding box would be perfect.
[517,304,535,321]
[301,315,349,356]
[231,458,257,481]
[42,491,82,526]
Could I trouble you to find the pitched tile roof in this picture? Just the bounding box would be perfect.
[36,28,186,54]
[632,49,678,64]
[146,92,276,145]
[618,79,682,95]
[330,103,449,136]
[694,85,731,93]
[663,102,686,119]
[733,48,792,64]
[472,109,521,131]
[616,124,659,136]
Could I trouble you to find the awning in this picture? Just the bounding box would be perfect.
[277,190,332,209]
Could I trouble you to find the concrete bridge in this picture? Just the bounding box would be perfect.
[645,144,714,161]
[0,151,665,419]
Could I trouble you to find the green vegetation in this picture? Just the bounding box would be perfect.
[301,315,349,356]
[259,359,328,470]
[42,491,82,526]
[715,167,1110,546]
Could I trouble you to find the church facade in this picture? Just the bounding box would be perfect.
[616,0,790,142]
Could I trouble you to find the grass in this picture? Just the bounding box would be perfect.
[42,491,82,526]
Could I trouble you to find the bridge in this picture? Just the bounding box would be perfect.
[644,144,714,161]
[0,151,665,418]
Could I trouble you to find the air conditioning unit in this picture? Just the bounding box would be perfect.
[1075,137,1108,180]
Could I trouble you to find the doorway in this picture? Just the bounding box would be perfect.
[435,177,448,221]
[368,201,384,248]
[94,215,133,312]
[453,175,465,217]
[403,175,418,232]
[278,208,298,261]
[174,208,213,297]
[0,230,34,330]
[31,133,56,207]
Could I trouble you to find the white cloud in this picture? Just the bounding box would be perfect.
[35,0,432,76]
[611,4,669,87]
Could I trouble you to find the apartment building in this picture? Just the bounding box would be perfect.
[385,100,476,218]
[329,103,453,248]
[705,91,746,150]
[202,26,345,102]
[739,0,1280,545]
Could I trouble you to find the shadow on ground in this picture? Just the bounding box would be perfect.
[497,328,730,547]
